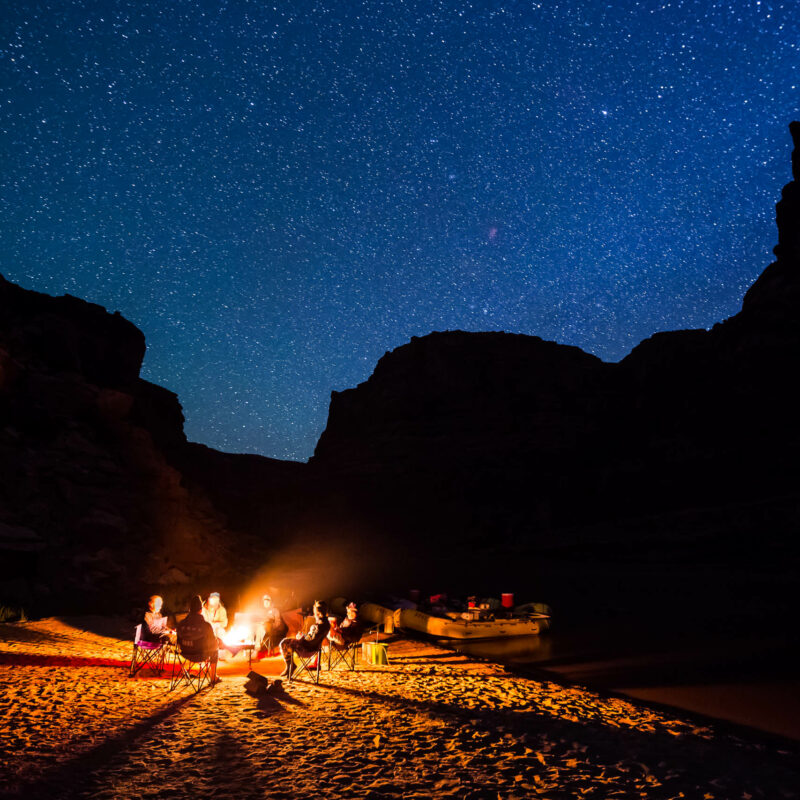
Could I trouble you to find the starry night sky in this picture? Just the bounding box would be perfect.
[1,1,797,461]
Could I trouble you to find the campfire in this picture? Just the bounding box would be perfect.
[222,612,257,649]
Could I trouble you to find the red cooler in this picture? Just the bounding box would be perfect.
[501,593,514,609]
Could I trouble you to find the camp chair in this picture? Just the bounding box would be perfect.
[129,624,167,677]
[258,625,284,657]
[169,641,218,693]
[288,646,323,684]
[254,609,298,657]
[326,639,359,672]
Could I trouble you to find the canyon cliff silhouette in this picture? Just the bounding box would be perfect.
[1,123,799,624]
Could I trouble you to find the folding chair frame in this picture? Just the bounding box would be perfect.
[129,624,167,677]
[259,633,280,657]
[288,648,322,684]
[169,646,218,693]
[326,641,359,672]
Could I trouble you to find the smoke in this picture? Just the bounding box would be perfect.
[236,529,389,613]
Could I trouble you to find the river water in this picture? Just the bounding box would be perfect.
[444,624,800,742]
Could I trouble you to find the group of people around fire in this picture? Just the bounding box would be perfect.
[140,591,363,678]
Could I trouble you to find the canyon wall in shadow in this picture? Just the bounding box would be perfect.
[0,279,306,611]
[1,123,798,619]
[308,122,800,621]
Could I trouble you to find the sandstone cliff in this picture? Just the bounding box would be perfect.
[0,277,304,612]
[310,123,800,592]
[2,123,798,616]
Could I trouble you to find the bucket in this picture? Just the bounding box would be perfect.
[362,642,389,665]
[501,593,514,609]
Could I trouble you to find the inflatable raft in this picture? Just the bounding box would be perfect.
[395,607,549,640]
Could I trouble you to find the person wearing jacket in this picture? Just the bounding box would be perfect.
[328,601,362,646]
[202,592,228,641]
[279,600,330,678]
[141,594,174,643]
[176,595,218,659]
[256,593,288,653]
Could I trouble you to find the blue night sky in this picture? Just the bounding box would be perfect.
[1,0,798,461]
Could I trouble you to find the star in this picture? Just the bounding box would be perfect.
[0,0,795,460]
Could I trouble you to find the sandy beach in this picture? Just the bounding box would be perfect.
[1,618,798,799]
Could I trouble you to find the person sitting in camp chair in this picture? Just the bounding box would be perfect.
[341,601,363,643]
[255,593,287,655]
[279,600,330,679]
[176,595,218,661]
[141,595,175,643]
[202,592,228,641]
[172,595,219,691]
[326,601,363,672]
[328,601,363,646]
[130,596,172,677]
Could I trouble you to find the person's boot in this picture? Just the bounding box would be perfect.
[278,658,293,679]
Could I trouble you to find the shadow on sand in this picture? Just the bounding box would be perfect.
[306,672,800,797]
[4,692,200,799]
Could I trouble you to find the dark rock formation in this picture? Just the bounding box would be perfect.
[2,122,799,622]
[310,123,800,611]
[741,120,800,317]
[315,332,608,470]
[0,277,304,613]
